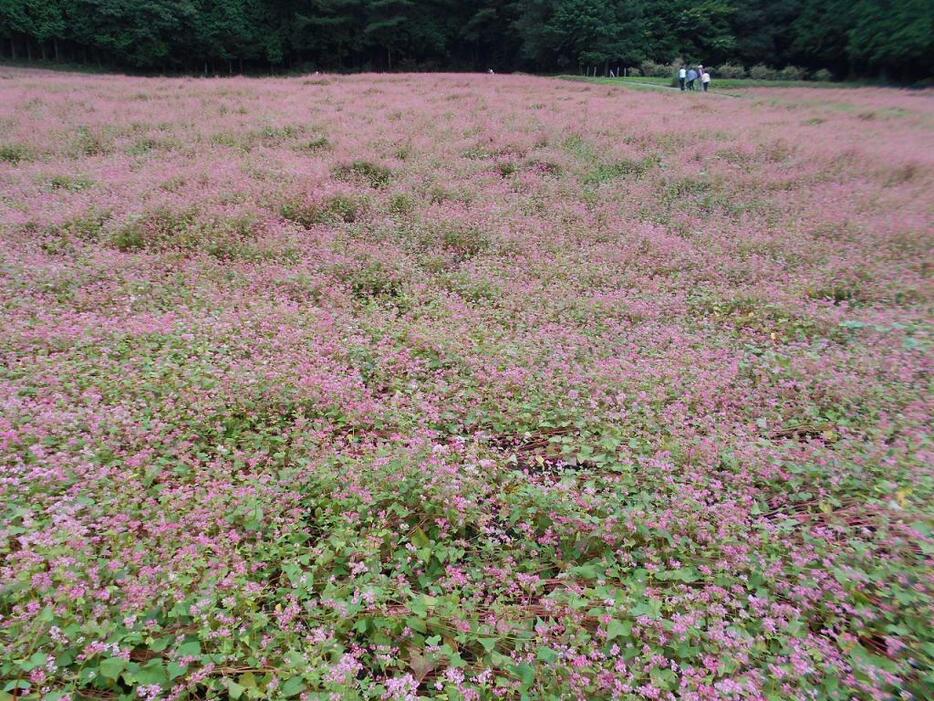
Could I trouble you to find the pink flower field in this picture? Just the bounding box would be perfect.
[0,68,932,700]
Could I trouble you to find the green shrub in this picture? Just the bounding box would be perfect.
[807,282,865,305]
[111,208,260,259]
[812,68,833,82]
[127,136,180,156]
[41,209,111,255]
[304,135,331,152]
[49,174,95,191]
[388,193,415,215]
[111,208,197,252]
[444,272,502,303]
[584,155,659,184]
[749,64,779,81]
[332,160,392,188]
[280,200,319,228]
[280,194,362,228]
[439,223,490,257]
[58,209,110,241]
[779,65,806,81]
[462,146,493,160]
[716,63,747,79]
[274,273,324,302]
[325,194,362,223]
[342,260,406,300]
[253,125,302,143]
[210,131,242,148]
[496,160,518,177]
[527,159,563,176]
[159,175,186,192]
[72,126,112,156]
[0,142,31,164]
[429,185,454,203]
[639,60,674,77]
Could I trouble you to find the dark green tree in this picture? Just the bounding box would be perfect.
[294,0,366,69]
[460,0,519,70]
[732,0,802,67]
[0,0,930,80]
[789,0,852,76]
[846,0,934,81]
[645,0,736,64]
[0,0,66,60]
[74,0,196,68]
[364,0,415,69]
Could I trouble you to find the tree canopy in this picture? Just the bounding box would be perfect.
[0,0,931,80]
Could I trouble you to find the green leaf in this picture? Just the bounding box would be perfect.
[671,567,701,583]
[132,659,168,685]
[630,598,662,619]
[607,619,632,640]
[167,661,188,679]
[411,527,430,548]
[21,652,47,671]
[149,636,173,652]
[99,656,127,680]
[280,676,305,697]
[405,616,427,633]
[650,667,677,690]
[569,564,600,579]
[409,594,435,617]
[226,679,246,699]
[536,647,559,662]
[513,662,535,688]
[176,640,201,657]
[849,645,898,673]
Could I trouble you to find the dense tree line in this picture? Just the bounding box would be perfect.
[0,0,931,80]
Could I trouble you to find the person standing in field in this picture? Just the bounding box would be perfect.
[686,67,698,90]
[679,65,687,91]
[702,70,711,92]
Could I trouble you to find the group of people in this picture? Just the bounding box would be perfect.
[678,64,710,92]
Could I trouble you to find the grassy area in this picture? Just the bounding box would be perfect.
[565,75,855,92]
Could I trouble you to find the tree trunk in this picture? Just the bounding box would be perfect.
[387,47,392,72]
[54,38,60,61]
[10,38,16,60]
[26,40,32,61]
